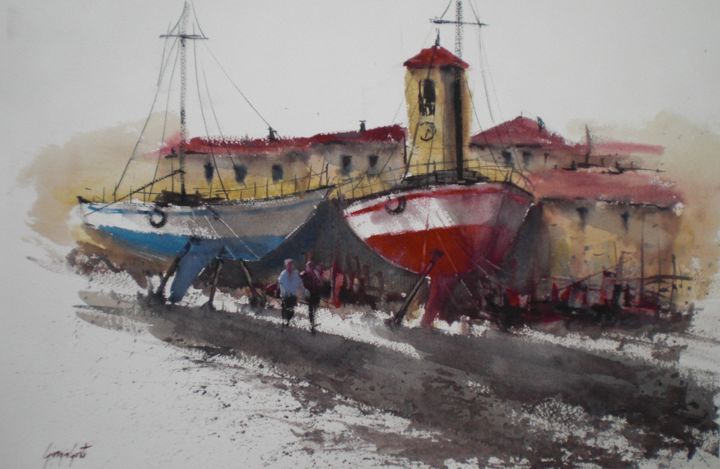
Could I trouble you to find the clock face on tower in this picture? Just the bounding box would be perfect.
[418,121,436,142]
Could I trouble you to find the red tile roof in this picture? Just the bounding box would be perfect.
[529,169,683,207]
[471,116,664,157]
[404,45,469,70]
[158,125,406,156]
[470,116,569,149]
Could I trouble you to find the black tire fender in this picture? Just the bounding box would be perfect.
[384,196,407,215]
[148,207,167,228]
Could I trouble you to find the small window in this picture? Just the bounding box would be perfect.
[271,164,284,182]
[502,150,513,167]
[577,207,589,229]
[368,154,379,174]
[203,161,214,183]
[341,155,353,176]
[418,79,436,116]
[522,151,532,168]
[620,211,630,232]
[233,164,247,184]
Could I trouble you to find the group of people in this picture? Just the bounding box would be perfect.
[276,258,323,333]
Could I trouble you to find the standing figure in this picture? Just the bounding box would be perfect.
[278,259,303,327]
[302,261,322,334]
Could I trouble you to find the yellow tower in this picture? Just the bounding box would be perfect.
[403,41,471,178]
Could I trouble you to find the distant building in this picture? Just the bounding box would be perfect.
[469,115,663,172]
[144,124,406,199]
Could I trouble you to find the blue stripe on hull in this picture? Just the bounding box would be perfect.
[97,225,285,261]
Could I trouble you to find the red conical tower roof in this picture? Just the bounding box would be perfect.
[403,45,469,70]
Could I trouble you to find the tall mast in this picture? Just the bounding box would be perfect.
[179,2,188,196]
[453,1,464,180]
[160,1,208,197]
[431,1,486,181]
[454,0,463,58]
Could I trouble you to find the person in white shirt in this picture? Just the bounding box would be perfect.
[277,258,303,327]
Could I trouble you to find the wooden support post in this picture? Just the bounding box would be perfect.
[202,258,224,311]
[670,253,677,312]
[150,240,193,303]
[238,259,265,309]
[389,250,443,326]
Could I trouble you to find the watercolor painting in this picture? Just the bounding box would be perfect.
[3,0,720,467]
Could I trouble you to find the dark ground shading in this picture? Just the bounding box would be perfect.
[76,291,718,467]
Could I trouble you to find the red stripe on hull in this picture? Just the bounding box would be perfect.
[365,224,517,276]
[348,184,529,217]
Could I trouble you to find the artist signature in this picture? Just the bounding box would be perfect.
[43,443,91,467]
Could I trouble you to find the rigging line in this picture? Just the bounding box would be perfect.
[192,36,230,199]
[200,41,275,133]
[167,4,185,37]
[390,97,404,124]
[476,30,495,123]
[372,102,415,182]
[87,170,184,215]
[189,1,208,40]
[454,1,511,169]
[348,143,401,194]
[463,75,500,166]
[466,0,495,124]
[200,214,240,260]
[201,205,260,260]
[371,100,417,191]
[149,42,181,196]
[201,63,239,169]
[200,60,317,195]
[440,0,453,19]
[203,215,242,261]
[156,25,172,87]
[479,28,504,122]
[156,37,180,94]
[154,26,182,86]
[467,1,504,122]
[113,35,180,199]
[438,0,454,20]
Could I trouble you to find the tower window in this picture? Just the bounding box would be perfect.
[233,164,247,184]
[418,79,436,116]
[271,164,284,182]
[341,155,353,176]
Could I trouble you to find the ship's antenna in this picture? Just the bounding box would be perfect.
[455,0,463,57]
[160,1,208,197]
[430,0,486,58]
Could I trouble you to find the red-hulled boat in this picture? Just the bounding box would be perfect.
[344,182,531,277]
[342,39,534,326]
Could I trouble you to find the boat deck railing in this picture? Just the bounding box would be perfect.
[86,159,533,205]
[87,166,335,205]
[331,159,534,201]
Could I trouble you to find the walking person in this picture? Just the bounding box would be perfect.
[302,261,322,334]
[278,259,303,328]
